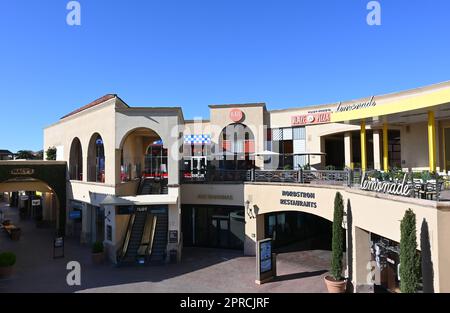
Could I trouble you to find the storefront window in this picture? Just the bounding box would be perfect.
[182,205,245,250]
[145,143,168,178]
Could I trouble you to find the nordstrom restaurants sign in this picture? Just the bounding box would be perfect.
[360,174,411,197]
[280,191,318,208]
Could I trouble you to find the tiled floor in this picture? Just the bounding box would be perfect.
[0,203,330,293]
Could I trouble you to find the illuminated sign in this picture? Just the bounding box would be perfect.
[259,240,272,273]
[291,112,331,126]
[10,168,35,175]
[230,109,244,123]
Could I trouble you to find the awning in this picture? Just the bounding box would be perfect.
[251,150,280,156]
[100,194,178,206]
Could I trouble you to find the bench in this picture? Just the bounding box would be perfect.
[1,222,21,241]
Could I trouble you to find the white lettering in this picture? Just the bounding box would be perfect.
[367,1,381,26]
[66,1,81,26]
[66,261,81,286]
[360,174,411,197]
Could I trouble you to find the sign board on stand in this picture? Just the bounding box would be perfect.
[255,238,276,285]
[53,236,65,259]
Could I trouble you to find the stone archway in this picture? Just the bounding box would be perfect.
[0,161,67,235]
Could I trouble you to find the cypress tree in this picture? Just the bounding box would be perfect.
[331,192,344,281]
[400,209,419,293]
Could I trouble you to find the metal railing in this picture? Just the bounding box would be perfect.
[181,170,251,183]
[181,168,351,186]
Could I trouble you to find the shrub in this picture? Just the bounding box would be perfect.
[0,252,16,267]
[92,241,104,254]
[330,192,345,281]
[399,209,420,293]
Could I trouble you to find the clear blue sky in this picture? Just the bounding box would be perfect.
[1,0,449,152]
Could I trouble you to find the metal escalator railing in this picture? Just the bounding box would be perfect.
[137,215,157,259]
[119,214,136,261]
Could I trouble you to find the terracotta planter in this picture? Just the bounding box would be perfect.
[92,252,104,265]
[324,276,347,293]
[0,266,14,279]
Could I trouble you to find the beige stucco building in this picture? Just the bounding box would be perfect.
[33,80,450,292]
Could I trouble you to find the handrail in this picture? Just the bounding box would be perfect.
[119,213,135,260]
[146,216,158,257]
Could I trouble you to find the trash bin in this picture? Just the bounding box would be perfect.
[169,250,178,263]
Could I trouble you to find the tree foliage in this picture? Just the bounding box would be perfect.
[400,209,420,293]
[331,192,345,280]
[46,147,57,160]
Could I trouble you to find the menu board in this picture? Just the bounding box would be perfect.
[260,240,272,273]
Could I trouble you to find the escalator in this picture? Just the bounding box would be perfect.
[118,207,168,265]
[137,177,168,195]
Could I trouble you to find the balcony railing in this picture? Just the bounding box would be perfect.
[181,168,450,202]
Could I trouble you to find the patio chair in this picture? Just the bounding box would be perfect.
[420,180,437,200]
[413,179,423,198]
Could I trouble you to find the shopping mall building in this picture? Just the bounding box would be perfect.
[3,80,450,292]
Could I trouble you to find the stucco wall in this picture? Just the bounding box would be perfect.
[243,182,448,292]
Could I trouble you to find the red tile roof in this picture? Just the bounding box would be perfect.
[60,94,117,119]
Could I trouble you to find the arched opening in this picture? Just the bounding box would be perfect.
[260,210,339,290]
[120,128,168,194]
[264,211,332,251]
[217,123,255,170]
[69,137,83,180]
[87,133,105,183]
[0,178,60,229]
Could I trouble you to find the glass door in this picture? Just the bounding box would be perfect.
[191,156,207,177]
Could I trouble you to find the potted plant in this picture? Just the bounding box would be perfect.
[91,241,105,264]
[0,252,16,278]
[324,192,347,293]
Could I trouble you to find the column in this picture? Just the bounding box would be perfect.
[428,111,437,172]
[344,132,353,169]
[360,120,367,172]
[353,227,373,293]
[373,130,381,170]
[383,123,389,171]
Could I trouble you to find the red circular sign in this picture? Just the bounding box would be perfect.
[230,109,244,122]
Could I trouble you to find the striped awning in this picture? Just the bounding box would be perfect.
[184,134,211,144]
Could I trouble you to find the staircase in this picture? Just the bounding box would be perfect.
[138,177,169,195]
[138,178,153,195]
[118,207,169,266]
[120,208,148,264]
[149,211,168,263]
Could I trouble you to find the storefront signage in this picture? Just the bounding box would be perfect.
[291,112,331,126]
[53,236,65,259]
[197,194,234,201]
[360,174,411,197]
[69,210,82,220]
[336,96,377,113]
[10,168,34,175]
[169,230,178,243]
[279,190,317,208]
[230,109,244,122]
[32,199,41,206]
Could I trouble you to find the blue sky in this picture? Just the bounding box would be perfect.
[1,0,450,152]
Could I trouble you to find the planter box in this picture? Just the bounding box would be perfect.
[92,252,105,265]
[0,266,14,279]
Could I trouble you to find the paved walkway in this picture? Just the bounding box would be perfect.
[0,203,330,293]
